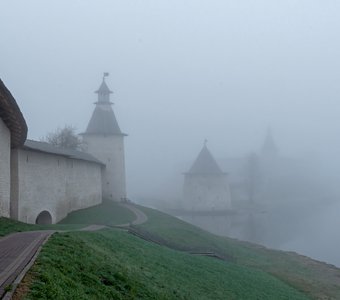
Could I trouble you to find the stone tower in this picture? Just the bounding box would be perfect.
[82,75,127,201]
[182,142,231,211]
[261,128,278,160]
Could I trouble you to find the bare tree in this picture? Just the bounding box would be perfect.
[43,125,81,150]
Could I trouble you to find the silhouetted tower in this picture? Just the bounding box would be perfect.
[259,128,280,196]
[82,74,127,201]
[261,128,278,160]
[183,141,231,211]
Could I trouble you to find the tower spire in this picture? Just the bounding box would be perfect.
[84,74,125,135]
[261,127,278,158]
[95,72,113,103]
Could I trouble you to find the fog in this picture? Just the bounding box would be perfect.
[2,1,340,266]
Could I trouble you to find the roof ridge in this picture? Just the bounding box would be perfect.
[23,139,104,165]
[0,79,28,147]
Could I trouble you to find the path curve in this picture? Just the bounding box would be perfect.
[116,203,148,227]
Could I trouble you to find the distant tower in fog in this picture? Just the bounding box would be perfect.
[81,73,127,201]
[259,128,280,187]
[261,128,278,160]
[182,141,231,211]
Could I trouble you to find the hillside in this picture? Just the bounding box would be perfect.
[59,200,136,226]
[11,202,340,299]
[136,205,340,299]
[15,229,309,300]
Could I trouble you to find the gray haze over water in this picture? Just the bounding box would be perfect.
[2,1,340,266]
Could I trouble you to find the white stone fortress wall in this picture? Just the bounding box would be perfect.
[0,118,11,217]
[10,148,102,224]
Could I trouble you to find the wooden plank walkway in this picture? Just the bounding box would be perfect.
[0,231,53,298]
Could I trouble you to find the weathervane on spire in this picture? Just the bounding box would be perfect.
[204,138,208,146]
[103,72,109,80]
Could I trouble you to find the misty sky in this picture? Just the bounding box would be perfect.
[2,1,340,198]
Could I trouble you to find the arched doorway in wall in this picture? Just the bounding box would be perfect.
[35,211,52,225]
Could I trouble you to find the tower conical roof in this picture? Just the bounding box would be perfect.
[187,143,224,175]
[85,105,122,135]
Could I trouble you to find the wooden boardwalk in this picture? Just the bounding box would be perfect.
[0,231,53,298]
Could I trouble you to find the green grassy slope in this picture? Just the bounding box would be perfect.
[13,201,340,299]
[0,218,37,236]
[25,229,309,300]
[136,205,340,300]
[59,200,135,226]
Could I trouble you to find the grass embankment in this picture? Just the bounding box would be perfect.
[17,202,340,299]
[0,218,83,237]
[0,218,36,236]
[59,200,135,226]
[136,205,340,300]
[23,230,309,300]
